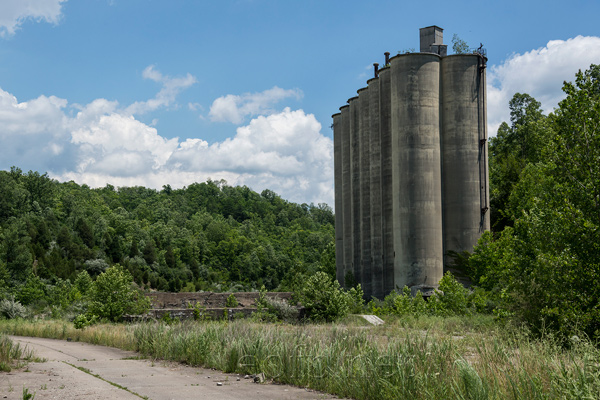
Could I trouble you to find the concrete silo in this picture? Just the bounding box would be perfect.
[378,64,395,296]
[368,74,384,299]
[348,96,361,285]
[332,111,344,285]
[440,55,490,266]
[339,105,352,285]
[390,53,444,293]
[333,26,489,299]
[358,87,372,295]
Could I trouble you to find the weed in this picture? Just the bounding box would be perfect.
[0,334,38,372]
[22,387,35,400]
[225,293,239,308]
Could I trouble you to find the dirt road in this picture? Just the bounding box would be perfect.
[1,336,339,400]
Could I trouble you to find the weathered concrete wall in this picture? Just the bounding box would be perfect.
[340,105,352,286]
[368,76,383,299]
[441,55,490,267]
[390,53,443,291]
[146,291,294,309]
[333,112,344,284]
[379,67,394,295]
[349,96,361,284]
[140,292,299,322]
[358,87,372,297]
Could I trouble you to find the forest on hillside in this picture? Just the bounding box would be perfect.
[0,173,335,301]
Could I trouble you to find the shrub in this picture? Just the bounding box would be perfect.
[15,274,46,307]
[0,297,27,319]
[264,297,299,323]
[297,272,350,322]
[87,264,150,322]
[347,284,365,313]
[74,270,93,296]
[225,293,239,307]
[428,272,471,316]
[252,285,281,322]
[84,258,109,276]
[383,286,414,316]
[252,285,299,323]
[73,313,98,329]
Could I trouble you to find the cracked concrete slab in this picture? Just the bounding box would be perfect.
[1,336,341,400]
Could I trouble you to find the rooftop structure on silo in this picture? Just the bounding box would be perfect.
[420,25,447,56]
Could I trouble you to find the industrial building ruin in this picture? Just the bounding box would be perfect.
[332,26,490,299]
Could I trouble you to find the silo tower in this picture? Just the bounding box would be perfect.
[332,26,490,299]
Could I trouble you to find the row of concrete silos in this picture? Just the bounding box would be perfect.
[333,26,490,300]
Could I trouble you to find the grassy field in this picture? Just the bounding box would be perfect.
[1,316,599,399]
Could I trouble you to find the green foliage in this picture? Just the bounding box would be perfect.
[252,285,299,322]
[0,261,10,299]
[225,293,238,307]
[347,284,365,313]
[189,302,209,321]
[489,93,549,231]
[471,65,600,340]
[427,272,470,316]
[73,313,98,329]
[297,272,351,322]
[0,171,334,315]
[74,271,93,296]
[0,297,27,319]
[22,387,35,400]
[451,34,469,54]
[16,274,46,307]
[368,273,482,317]
[87,265,150,322]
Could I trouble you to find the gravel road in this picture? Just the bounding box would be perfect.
[0,336,340,400]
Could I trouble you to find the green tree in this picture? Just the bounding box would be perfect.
[74,270,93,296]
[472,65,600,339]
[297,271,351,322]
[489,93,549,231]
[451,34,469,54]
[0,261,11,299]
[87,264,150,321]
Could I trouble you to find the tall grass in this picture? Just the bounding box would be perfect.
[0,333,39,372]
[1,317,599,399]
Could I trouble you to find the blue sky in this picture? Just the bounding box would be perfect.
[1,0,599,206]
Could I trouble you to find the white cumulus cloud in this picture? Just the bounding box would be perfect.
[169,107,333,204]
[0,87,72,172]
[58,108,333,205]
[71,113,180,173]
[0,74,333,205]
[125,65,197,115]
[487,35,600,135]
[0,0,67,37]
[208,86,303,124]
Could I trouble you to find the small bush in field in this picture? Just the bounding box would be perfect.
[0,297,27,319]
[297,272,350,322]
[87,265,150,322]
[225,293,238,307]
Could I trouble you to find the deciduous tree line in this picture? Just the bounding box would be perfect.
[0,173,335,314]
[462,64,600,340]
